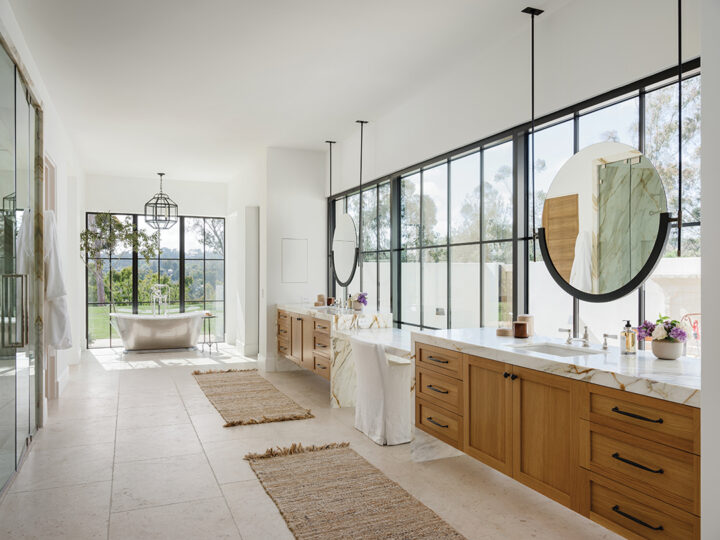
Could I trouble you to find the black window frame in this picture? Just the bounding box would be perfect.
[85,212,225,348]
[327,58,701,336]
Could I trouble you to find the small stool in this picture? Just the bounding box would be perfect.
[201,314,219,354]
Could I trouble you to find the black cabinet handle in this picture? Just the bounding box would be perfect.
[611,505,664,531]
[427,384,449,394]
[611,406,663,424]
[317,365,327,370]
[317,344,327,348]
[503,372,510,378]
[296,317,302,321]
[427,356,449,364]
[510,374,518,380]
[611,452,664,474]
[426,417,448,428]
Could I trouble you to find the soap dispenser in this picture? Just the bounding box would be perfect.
[620,320,637,355]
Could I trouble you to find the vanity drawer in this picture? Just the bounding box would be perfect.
[313,332,331,356]
[586,472,699,540]
[416,367,463,415]
[416,344,463,379]
[313,318,331,335]
[313,354,330,380]
[583,384,700,454]
[581,421,699,515]
[278,310,290,325]
[277,324,290,339]
[277,340,290,358]
[416,398,463,449]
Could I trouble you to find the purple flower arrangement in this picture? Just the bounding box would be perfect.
[352,292,368,306]
[637,316,689,343]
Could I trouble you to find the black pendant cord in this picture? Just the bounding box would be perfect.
[677,0,683,257]
[356,120,368,278]
[158,172,164,194]
[325,140,336,197]
[522,7,543,261]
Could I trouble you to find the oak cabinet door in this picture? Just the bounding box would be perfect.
[290,317,303,364]
[512,366,579,509]
[463,355,513,475]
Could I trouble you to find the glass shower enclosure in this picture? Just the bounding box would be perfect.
[0,42,41,492]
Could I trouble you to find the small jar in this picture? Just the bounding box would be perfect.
[513,321,529,339]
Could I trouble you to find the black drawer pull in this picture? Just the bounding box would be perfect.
[317,365,327,370]
[427,384,449,394]
[279,329,287,334]
[611,406,663,424]
[503,372,510,378]
[510,374,518,380]
[611,505,663,531]
[427,356,449,364]
[612,452,664,474]
[426,417,448,428]
[317,344,327,348]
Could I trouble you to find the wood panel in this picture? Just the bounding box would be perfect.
[416,343,463,379]
[579,420,699,516]
[542,194,579,282]
[463,355,512,475]
[512,366,579,510]
[301,316,314,370]
[416,367,463,415]
[582,384,700,455]
[584,471,699,540]
[416,398,463,449]
[290,317,303,364]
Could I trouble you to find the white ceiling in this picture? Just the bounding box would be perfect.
[10,0,557,182]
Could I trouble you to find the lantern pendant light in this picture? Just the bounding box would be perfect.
[144,172,178,229]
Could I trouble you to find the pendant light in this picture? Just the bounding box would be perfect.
[522,6,543,261]
[326,140,336,197]
[144,172,178,230]
[356,120,368,273]
[676,0,684,256]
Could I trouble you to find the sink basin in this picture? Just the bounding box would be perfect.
[510,342,604,357]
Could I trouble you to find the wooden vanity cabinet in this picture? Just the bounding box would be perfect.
[415,342,701,538]
[276,310,331,379]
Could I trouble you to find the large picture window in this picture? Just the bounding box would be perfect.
[86,213,225,348]
[328,61,701,355]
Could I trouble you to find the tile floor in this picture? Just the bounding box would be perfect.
[0,346,620,539]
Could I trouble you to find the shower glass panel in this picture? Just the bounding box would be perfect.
[0,42,14,490]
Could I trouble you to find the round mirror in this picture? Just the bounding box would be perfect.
[332,213,359,287]
[539,142,670,302]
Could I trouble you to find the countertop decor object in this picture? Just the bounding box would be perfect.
[513,321,529,338]
[638,316,689,360]
[517,314,534,336]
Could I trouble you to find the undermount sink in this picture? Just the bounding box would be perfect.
[510,342,604,357]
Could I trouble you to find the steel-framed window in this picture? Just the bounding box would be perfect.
[85,212,225,348]
[327,59,701,336]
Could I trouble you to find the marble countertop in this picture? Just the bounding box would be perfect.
[334,327,413,358]
[412,328,700,408]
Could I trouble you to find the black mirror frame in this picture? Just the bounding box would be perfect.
[538,212,673,303]
[331,246,359,288]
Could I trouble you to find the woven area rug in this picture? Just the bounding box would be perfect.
[192,369,313,427]
[245,443,465,539]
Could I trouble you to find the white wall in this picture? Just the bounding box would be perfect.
[264,147,326,370]
[0,0,86,394]
[331,0,700,194]
[701,0,719,535]
[83,174,228,217]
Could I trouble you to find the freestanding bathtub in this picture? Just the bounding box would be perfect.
[110,312,205,351]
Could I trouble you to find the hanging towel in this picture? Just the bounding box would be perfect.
[16,208,33,275]
[569,230,593,292]
[44,210,72,350]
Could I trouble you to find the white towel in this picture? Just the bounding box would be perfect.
[44,211,72,350]
[569,230,593,292]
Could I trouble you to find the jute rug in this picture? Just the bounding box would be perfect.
[192,369,313,427]
[245,443,465,539]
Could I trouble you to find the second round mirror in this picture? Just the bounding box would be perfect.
[331,213,358,287]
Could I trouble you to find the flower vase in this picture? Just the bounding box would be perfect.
[352,301,364,312]
[651,340,683,360]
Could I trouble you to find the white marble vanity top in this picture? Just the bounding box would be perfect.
[412,328,701,408]
[277,304,393,329]
[334,327,412,359]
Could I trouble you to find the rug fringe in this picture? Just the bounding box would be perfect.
[192,368,258,375]
[223,410,314,428]
[244,442,350,460]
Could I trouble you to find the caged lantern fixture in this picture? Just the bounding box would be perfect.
[144,172,178,229]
